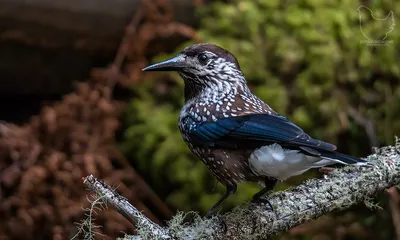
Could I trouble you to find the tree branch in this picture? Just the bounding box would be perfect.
[82,175,169,239]
[82,139,400,239]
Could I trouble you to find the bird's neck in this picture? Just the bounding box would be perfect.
[183,80,205,102]
[179,74,275,121]
[180,72,248,103]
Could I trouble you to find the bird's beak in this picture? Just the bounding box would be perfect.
[142,54,186,71]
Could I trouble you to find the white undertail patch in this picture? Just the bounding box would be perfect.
[248,143,352,180]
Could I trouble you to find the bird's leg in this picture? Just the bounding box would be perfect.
[205,184,237,217]
[251,177,277,210]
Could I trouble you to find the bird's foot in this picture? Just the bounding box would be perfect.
[251,195,274,211]
[205,208,218,218]
[251,177,276,211]
[204,184,237,218]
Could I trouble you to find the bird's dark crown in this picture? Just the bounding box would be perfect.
[181,43,241,70]
[142,43,241,73]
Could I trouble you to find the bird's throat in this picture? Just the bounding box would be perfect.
[184,81,205,102]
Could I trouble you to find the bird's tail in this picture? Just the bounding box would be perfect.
[320,151,373,166]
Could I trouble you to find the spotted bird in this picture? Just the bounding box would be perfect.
[143,43,371,216]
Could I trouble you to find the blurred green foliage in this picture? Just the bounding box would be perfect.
[121,0,400,230]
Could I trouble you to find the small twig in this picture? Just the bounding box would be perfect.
[112,5,144,69]
[347,107,378,148]
[82,175,170,239]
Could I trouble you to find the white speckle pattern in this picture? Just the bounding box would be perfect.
[175,43,278,186]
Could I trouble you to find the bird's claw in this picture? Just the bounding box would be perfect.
[205,209,216,218]
[251,196,274,211]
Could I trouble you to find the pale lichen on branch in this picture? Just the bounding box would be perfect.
[82,175,170,239]
[82,138,400,240]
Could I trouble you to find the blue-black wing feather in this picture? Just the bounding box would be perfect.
[187,113,337,151]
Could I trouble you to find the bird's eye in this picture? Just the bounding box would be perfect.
[198,54,208,64]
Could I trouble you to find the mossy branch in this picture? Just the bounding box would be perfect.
[83,140,400,240]
[82,175,169,239]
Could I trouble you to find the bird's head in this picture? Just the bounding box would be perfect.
[143,43,246,100]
